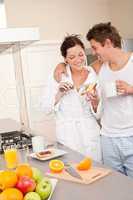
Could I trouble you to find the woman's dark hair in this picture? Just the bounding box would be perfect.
[60,35,85,58]
[86,22,122,48]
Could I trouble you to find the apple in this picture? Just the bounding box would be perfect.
[32,167,43,183]
[24,192,41,200]
[35,178,52,200]
[16,176,36,194]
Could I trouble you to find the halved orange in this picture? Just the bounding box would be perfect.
[49,159,64,173]
[77,157,92,170]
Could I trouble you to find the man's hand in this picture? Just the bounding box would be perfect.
[116,80,133,95]
[54,63,67,82]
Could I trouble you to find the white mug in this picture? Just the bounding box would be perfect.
[105,81,117,98]
[32,136,45,153]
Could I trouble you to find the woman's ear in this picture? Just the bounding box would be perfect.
[64,58,68,64]
[104,39,113,48]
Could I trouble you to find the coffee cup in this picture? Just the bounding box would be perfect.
[32,136,46,153]
[105,82,117,98]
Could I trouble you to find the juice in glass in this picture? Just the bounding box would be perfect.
[4,148,18,169]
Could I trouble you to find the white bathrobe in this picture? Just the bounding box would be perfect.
[41,66,101,161]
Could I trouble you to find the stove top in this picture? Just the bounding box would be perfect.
[0,131,32,153]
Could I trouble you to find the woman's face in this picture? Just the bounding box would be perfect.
[65,45,86,70]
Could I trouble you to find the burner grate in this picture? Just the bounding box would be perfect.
[0,131,32,153]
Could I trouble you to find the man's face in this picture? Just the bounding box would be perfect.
[89,39,109,62]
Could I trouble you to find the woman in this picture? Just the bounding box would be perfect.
[41,35,101,162]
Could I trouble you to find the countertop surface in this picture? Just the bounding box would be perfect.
[0,143,133,200]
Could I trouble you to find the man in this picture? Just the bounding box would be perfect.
[54,22,133,177]
[86,22,133,177]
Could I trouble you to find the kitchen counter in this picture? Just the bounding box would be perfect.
[0,144,133,200]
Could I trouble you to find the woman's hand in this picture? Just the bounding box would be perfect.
[55,82,73,105]
[116,80,133,95]
[54,63,67,82]
[58,82,73,93]
[86,88,99,113]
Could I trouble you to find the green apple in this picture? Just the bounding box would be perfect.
[36,178,52,200]
[32,167,43,183]
[24,192,41,200]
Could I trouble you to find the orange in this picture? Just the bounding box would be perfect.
[0,170,18,190]
[16,163,33,178]
[0,188,23,200]
[77,157,92,170]
[49,159,64,173]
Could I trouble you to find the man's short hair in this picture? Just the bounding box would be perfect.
[86,22,122,48]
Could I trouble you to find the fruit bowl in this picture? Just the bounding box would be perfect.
[47,178,58,200]
[0,165,58,200]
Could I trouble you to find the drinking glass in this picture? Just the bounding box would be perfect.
[4,145,19,169]
[21,140,30,163]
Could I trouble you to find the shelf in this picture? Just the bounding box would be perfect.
[0,27,39,43]
[0,27,40,53]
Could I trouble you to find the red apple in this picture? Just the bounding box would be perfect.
[16,176,36,194]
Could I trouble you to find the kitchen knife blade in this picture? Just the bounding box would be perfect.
[65,165,82,180]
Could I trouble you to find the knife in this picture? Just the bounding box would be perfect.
[65,163,82,180]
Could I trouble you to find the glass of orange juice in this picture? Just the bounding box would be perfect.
[4,145,19,169]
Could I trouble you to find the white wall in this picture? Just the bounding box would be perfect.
[4,0,133,39]
[5,0,110,43]
[0,0,7,28]
[109,0,133,38]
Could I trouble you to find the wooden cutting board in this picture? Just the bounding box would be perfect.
[46,164,111,185]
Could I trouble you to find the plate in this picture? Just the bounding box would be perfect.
[48,178,58,200]
[29,148,67,161]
